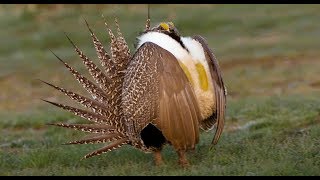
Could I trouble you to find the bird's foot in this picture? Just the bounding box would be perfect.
[177,150,190,168]
[153,150,164,166]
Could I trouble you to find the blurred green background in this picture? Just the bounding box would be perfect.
[0,4,319,175]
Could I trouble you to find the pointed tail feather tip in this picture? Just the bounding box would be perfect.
[39,79,48,83]
[64,32,77,49]
[41,98,56,105]
[83,17,89,26]
[36,78,45,83]
[49,50,67,64]
[83,18,94,35]
[81,16,88,26]
[41,98,49,103]
[38,79,56,88]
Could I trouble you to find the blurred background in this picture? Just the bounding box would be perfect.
[0,4,319,175]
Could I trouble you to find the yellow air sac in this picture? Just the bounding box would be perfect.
[178,62,194,86]
[195,63,208,91]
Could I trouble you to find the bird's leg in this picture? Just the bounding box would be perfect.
[177,149,189,167]
[153,149,163,166]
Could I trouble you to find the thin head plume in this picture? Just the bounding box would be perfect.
[146,4,150,30]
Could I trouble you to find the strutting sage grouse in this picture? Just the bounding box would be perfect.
[42,15,226,166]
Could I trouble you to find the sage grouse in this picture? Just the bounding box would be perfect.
[42,16,226,166]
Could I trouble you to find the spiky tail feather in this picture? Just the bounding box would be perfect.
[42,99,109,125]
[63,133,123,145]
[47,123,116,134]
[40,80,110,118]
[83,138,129,159]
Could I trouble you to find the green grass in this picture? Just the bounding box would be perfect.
[1,4,320,175]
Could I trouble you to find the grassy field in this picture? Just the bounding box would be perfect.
[0,4,320,175]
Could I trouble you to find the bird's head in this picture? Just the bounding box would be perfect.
[152,22,180,35]
[143,6,181,41]
[147,22,181,38]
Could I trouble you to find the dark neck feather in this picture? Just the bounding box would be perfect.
[165,31,188,52]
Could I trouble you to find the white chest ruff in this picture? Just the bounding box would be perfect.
[137,32,216,119]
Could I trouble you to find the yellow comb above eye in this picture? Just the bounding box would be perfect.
[160,22,169,31]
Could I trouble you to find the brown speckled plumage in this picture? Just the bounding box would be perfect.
[43,17,226,166]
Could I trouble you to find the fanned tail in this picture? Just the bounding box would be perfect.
[45,18,134,159]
